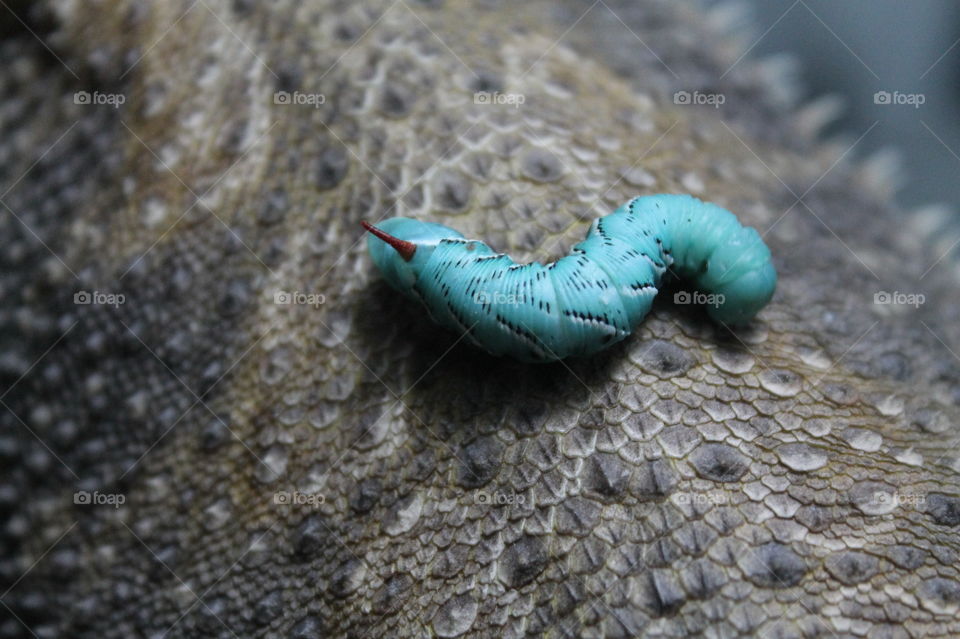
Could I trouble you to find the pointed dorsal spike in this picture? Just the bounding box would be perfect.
[361,221,416,262]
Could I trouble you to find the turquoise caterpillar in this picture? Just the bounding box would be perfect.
[362,194,777,363]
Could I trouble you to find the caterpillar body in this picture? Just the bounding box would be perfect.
[362,194,776,363]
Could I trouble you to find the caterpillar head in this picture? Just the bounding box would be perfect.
[694,223,778,326]
[361,218,465,293]
[706,260,777,325]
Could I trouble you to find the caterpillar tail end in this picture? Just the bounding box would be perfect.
[360,221,417,262]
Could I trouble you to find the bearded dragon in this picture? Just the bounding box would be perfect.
[1,1,959,637]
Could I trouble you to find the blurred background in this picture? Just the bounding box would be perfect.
[709,0,960,212]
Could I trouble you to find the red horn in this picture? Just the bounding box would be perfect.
[361,221,416,262]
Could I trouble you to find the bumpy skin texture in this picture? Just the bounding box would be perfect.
[2,1,960,638]
[366,195,776,362]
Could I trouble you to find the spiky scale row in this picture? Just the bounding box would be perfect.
[363,194,777,362]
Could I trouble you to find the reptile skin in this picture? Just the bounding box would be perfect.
[2,1,959,637]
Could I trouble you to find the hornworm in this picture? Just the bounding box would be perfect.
[362,194,776,362]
